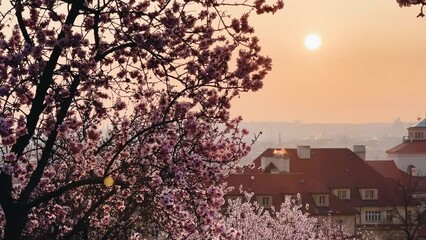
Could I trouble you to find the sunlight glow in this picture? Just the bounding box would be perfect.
[304,34,321,50]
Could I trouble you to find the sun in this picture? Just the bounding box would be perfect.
[304,34,321,50]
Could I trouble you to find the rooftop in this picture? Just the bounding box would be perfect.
[412,118,426,128]
[386,140,426,154]
[366,160,405,182]
[238,148,403,207]
[225,173,357,215]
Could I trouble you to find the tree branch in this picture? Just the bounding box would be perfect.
[27,177,127,209]
[63,189,117,240]
[95,42,136,62]
[15,0,34,46]
[11,0,85,158]
[19,73,81,202]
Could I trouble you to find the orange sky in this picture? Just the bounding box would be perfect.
[231,0,426,123]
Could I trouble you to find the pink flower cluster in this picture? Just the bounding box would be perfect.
[0,0,283,238]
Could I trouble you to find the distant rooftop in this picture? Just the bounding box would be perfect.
[413,118,426,128]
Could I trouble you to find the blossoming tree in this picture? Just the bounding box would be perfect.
[0,0,283,238]
[223,193,344,240]
[222,192,378,240]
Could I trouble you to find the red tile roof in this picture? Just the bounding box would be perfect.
[242,148,403,207]
[386,140,426,154]
[366,160,405,182]
[226,173,329,195]
[225,173,357,215]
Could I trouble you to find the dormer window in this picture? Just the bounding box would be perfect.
[261,156,290,173]
[365,190,374,199]
[338,190,347,199]
[332,189,350,200]
[319,196,326,205]
[286,194,302,205]
[360,188,378,200]
[313,194,329,207]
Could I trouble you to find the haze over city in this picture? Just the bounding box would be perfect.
[232,0,426,123]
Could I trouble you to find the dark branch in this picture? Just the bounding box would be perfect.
[19,73,81,202]
[11,0,85,158]
[63,190,117,240]
[15,0,34,46]
[95,42,136,62]
[27,177,127,209]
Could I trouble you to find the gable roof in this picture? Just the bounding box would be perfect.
[264,162,279,173]
[386,140,426,154]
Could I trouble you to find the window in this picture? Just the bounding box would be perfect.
[262,197,270,206]
[413,193,426,199]
[365,190,374,199]
[256,195,272,208]
[365,211,381,222]
[319,196,326,206]
[362,189,378,200]
[287,194,302,205]
[337,190,348,199]
[414,132,424,139]
[313,194,328,206]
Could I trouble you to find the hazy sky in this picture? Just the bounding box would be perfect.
[231,0,426,123]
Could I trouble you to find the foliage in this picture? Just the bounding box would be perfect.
[0,0,283,238]
[396,0,426,17]
[222,192,358,240]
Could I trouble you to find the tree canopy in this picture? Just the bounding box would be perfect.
[0,0,283,238]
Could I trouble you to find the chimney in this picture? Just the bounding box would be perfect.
[353,145,366,160]
[297,145,311,159]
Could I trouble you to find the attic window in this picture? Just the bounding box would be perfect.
[361,189,378,200]
[286,194,302,205]
[365,190,374,199]
[337,190,348,200]
[319,196,326,205]
[313,194,329,207]
[333,189,350,200]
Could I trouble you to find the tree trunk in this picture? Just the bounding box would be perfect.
[3,206,29,240]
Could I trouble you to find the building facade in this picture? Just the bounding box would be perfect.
[387,118,426,173]
[226,146,412,239]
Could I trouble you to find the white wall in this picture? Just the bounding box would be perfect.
[389,153,426,174]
